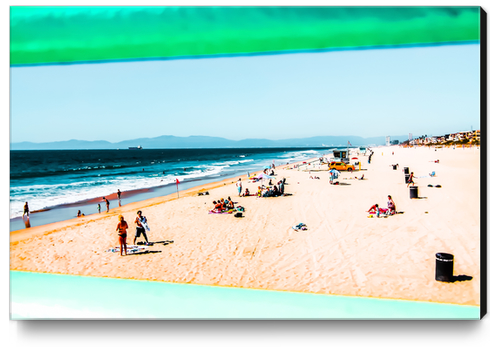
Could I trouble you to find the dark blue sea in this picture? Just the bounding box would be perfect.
[10,147,333,230]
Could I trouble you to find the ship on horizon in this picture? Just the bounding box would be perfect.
[128,146,143,150]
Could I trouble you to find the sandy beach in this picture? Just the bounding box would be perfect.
[10,146,481,306]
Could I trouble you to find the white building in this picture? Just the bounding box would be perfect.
[385,136,391,146]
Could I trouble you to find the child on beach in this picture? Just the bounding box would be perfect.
[407,172,415,187]
[116,215,128,256]
[97,204,101,213]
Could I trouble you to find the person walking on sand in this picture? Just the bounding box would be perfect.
[236,178,242,197]
[23,202,29,218]
[134,210,150,245]
[116,215,128,256]
[407,172,415,187]
[117,189,122,207]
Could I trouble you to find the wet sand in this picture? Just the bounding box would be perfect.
[10,146,481,305]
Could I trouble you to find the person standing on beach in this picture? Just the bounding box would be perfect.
[236,178,242,197]
[134,210,150,245]
[23,202,29,218]
[103,197,110,212]
[97,203,101,213]
[116,215,128,256]
[117,189,122,207]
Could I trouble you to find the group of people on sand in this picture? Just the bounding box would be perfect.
[115,210,151,256]
[212,197,235,212]
[257,179,285,197]
[238,175,286,198]
[367,195,397,217]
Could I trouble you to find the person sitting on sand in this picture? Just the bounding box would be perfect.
[257,186,262,197]
[244,188,250,196]
[407,172,415,187]
[116,215,128,256]
[213,200,223,211]
[387,195,396,215]
[227,197,234,209]
[357,174,365,180]
[77,210,84,217]
[134,210,150,245]
[278,180,284,195]
[272,185,279,197]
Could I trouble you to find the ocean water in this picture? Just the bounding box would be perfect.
[10,147,331,221]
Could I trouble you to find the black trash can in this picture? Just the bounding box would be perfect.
[404,167,410,175]
[404,174,410,183]
[409,186,418,199]
[435,253,454,282]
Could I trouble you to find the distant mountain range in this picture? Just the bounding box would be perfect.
[11,135,409,150]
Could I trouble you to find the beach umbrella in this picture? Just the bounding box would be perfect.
[256,173,271,180]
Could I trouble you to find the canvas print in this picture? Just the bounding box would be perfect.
[10,6,483,319]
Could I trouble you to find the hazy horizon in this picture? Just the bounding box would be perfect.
[10,44,480,144]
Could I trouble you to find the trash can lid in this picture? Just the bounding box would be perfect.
[436,253,454,261]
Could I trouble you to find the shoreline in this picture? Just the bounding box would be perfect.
[10,146,481,306]
[10,156,320,241]
[10,149,330,232]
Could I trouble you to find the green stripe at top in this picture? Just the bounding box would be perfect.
[10,6,480,66]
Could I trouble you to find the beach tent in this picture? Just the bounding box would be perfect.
[10,7,480,67]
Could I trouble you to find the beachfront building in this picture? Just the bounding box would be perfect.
[406,130,480,147]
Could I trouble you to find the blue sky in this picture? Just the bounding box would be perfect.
[10,43,480,143]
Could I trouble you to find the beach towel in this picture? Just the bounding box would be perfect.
[369,208,388,215]
[106,245,148,253]
[209,209,234,214]
[292,223,307,231]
